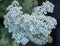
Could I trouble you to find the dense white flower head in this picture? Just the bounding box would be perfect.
[34,1,54,14]
[4,0,57,45]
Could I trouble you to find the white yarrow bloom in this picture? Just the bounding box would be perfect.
[4,0,57,45]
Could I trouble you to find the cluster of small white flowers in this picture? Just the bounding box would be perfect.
[34,1,54,14]
[4,0,29,45]
[28,13,57,45]
[4,0,57,45]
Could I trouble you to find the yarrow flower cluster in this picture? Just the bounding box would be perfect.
[4,0,57,45]
[33,1,54,14]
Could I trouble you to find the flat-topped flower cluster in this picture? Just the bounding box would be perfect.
[4,0,57,45]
